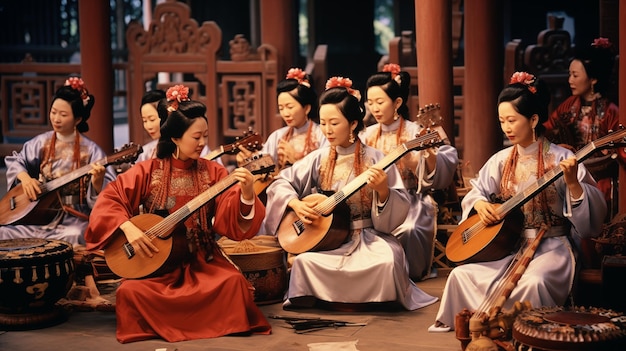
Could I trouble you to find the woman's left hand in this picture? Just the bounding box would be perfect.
[364,167,389,201]
[89,162,106,194]
[277,139,296,166]
[232,167,255,201]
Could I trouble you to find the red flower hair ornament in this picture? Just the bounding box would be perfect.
[64,77,90,106]
[509,71,537,94]
[166,84,191,112]
[325,76,361,101]
[286,68,311,88]
[591,37,612,49]
[383,63,402,84]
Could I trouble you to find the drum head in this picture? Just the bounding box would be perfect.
[513,306,626,351]
[0,238,49,251]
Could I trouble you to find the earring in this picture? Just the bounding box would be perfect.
[532,128,536,143]
[173,145,180,159]
[393,110,399,121]
[349,131,355,144]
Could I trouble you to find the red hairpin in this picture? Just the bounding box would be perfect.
[286,68,310,87]
[165,84,191,112]
[509,71,537,94]
[383,63,402,83]
[591,37,612,49]
[325,76,361,100]
[64,77,90,106]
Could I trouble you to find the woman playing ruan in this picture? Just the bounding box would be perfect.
[362,63,458,281]
[238,68,327,170]
[429,72,606,332]
[264,77,437,310]
[1,77,115,245]
[84,85,271,343]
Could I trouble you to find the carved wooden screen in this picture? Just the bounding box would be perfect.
[504,16,574,114]
[0,66,82,156]
[126,0,279,166]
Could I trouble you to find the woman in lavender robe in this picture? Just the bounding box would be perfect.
[362,64,459,281]
[265,77,438,310]
[429,72,606,332]
[1,77,116,245]
[236,69,327,206]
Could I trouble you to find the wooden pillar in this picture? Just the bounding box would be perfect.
[619,2,625,213]
[463,0,503,171]
[260,0,296,133]
[78,0,114,153]
[414,0,454,144]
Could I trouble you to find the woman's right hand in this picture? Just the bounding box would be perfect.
[236,145,255,166]
[473,200,501,225]
[119,220,159,258]
[288,198,320,225]
[17,172,42,201]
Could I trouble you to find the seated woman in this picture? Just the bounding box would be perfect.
[1,76,115,245]
[135,89,166,162]
[362,63,459,281]
[429,72,606,332]
[264,76,438,311]
[543,37,623,221]
[236,68,327,203]
[84,85,271,343]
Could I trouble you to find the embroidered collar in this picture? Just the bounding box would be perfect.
[56,131,76,143]
[380,117,402,132]
[516,138,540,156]
[293,120,311,134]
[171,156,195,170]
[336,141,358,155]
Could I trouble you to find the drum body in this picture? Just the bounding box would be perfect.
[219,235,288,305]
[0,238,75,329]
[512,306,626,351]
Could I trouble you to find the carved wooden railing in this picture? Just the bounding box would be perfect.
[0,0,325,170]
[0,60,128,158]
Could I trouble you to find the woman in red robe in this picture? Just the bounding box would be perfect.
[85,85,271,343]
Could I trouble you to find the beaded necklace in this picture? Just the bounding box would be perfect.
[500,138,552,227]
[319,141,371,207]
[366,118,406,172]
[40,131,85,204]
[280,120,316,168]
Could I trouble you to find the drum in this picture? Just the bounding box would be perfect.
[218,235,287,305]
[0,238,75,329]
[512,306,626,351]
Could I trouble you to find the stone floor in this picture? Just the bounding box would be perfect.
[0,139,462,351]
[0,274,463,351]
